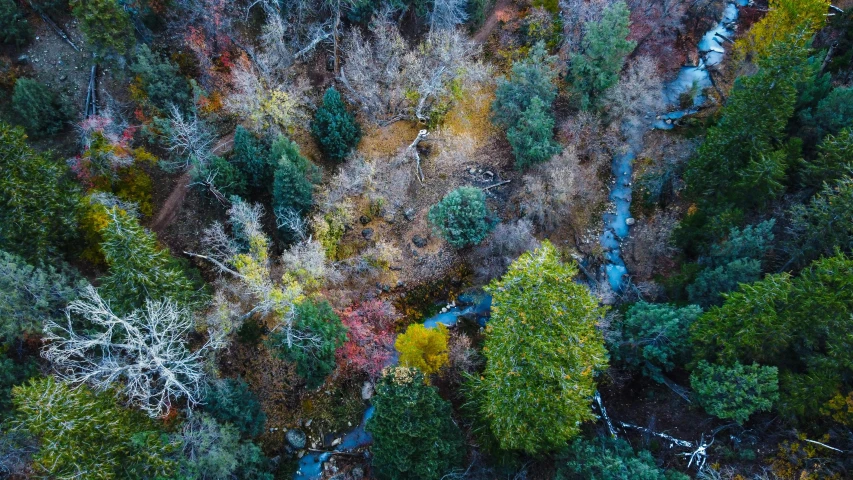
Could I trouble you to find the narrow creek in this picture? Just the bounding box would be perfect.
[294,293,492,479]
[600,0,745,292]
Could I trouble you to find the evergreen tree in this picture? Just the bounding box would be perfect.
[195,155,248,198]
[428,186,494,248]
[12,377,176,479]
[492,41,559,129]
[0,123,80,261]
[131,44,193,112]
[173,414,272,480]
[311,87,362,162]
[687,258,762,307]
[99,209,203,314]
[788,174,853,264]
[12,79,69,138]
[70,0,135,56]
[231,126,271,190]
[468,241,608,454]
[0,0,31,46]
[268,299,347,389]
[367,367,465,480]
[799,128,853,189]
[0,352,37,417]
[690,361,779,424]
[557,437,690,480]
[272,136,320,216]
[506,96,561,169]
[569,1,636,109]
[204,378,267,438]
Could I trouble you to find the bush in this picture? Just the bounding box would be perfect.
[70,0,135,56]
[428,186,494,248]
[269,300,347,389]
[12,79,68,137]
[507,96,561,169]
[195,155,247,198]
[174,414,272,480]
[30,0,69,15]
[311,87,361,162]
[367,367,465,480]
[204,378,266,438]
[690,361,779,424]
[557,437,690,480]
[0,0,31,46]
[131,45,192,112]
[0,352,37,416]
[395,323,449,377]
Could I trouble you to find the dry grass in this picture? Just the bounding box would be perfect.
[357,119,422,159]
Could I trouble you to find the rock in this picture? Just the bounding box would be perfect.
[625,218,636,226]
[59,75,67,81]
[305,419,313,427]
[361,228,374,240]
[331,437,342,447]
[469,167,476,174]
[286,429,307,450]
[361,381,374,400]
[359,215,371,225]
[16,54,29,65]
[485,170,494,177]
[297,450,305,458]
[351,467,365,479]
[403,208,415,221]
[412,235,427,248]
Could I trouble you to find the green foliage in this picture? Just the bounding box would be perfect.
[466,0,492,28]
[131,44,193,112]
[311,87,361,162]
[13,376,176,479]
[687,258,762,307]
[99,209,204,314]
[204,378,267,438]
[569,1,636,109]
[799,128,853,189]
[174,414,272,480]
[71,0,135,56]
[690,361,779,424]
[788,174,853,264]
[367,367,465,480]
[0,352,37,417]
[30,0,69,15]
[685,35,811,210]
[707,219,776,266]
[0,250,84,342]
[269,299,347,389]
[492,41,559,129]
[507,96,561,169]
[0,0,31,46]
[469,241,608,454]
[12,79,69,137]
[557,437,690,480]
[614,302,702,382]
[691,252,853,419]
[798,87,853,143]
[272,136,320,216]
[195,155,248,198]
[428,186,494,248]
[0,123,80,261]
[231,126,272,190]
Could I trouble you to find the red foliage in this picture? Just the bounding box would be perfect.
[336,300,398,380]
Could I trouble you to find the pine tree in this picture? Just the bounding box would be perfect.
[506,96,561,169]
[690,361,779,424]
[428,186,494,248]
[12,79,69,138]
[70,0,135,56]
[492,41,559,129]
[272,136,320,216]
[0,0,31,46]
[311,87,362,162]
[231,126,271,190]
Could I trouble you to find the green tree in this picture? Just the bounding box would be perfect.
[174,414,272,480]
[269,299,347,389]
[231,126,272,190]
[12,79,69,137]
[195,155,248,198]
[131,44,192,112]
[615,302,702,382]
[798,87,853,144]
[311,87,362,162]
[99,209,203,314]
[569,1,636,109]
[468,241,608,454]
[690,361,779,424]
[788,174,853,264]
[71,0,135,56]
[272,137,320,216]
[0,123,80,261]
[799,128,853,189]
[507,96,561,169]
[557,437,690,480]
[0,250,84,343]
[12,377,176,479]
[707,219,776,266]
[0,352,37,417]
[204,378,267,438]
[687,258,762,307]
[428,186,494,248]
[367,367,465,480]
[491,41,559,129]
[0,0,31,46]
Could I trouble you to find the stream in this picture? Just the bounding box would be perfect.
[294,293,492,479]
[600,0,745,291]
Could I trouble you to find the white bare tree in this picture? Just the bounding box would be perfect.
[163,104,215,171]
[42,286,217,417]
[430,0,469,33]
[603,56,665,122]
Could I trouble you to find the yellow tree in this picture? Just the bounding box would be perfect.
[734,0,828,62]
[395,323,450,377]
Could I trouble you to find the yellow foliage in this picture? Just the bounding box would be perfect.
[734,0,828,62]
[114,165,154,217]
[771,434,843,480]
[823,390,853,426]
[395,323,449,378]
[78,198,120,265]
[258,89,301,132]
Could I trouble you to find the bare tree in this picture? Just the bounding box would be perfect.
[472,219,540,281]
[275,206,309,241]
[163,104,215,171]
[42,286,217,417]
[603,56,664,123]
[430,0,469,33]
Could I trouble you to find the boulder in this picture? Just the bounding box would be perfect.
[625,218,636,226]
[412,235,428,248]
[286,429,307,450]
[403,208,416,221]
[361,228,374,240]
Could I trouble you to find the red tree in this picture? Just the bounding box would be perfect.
[336,300,398,380]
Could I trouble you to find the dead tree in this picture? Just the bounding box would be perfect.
[407,129,429,184]
[84,65,98,118]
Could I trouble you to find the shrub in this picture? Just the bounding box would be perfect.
[269,299,347,389]
[174,414,272,480]
[557,437,690,480]
[428,186,494,248]
[395,323,449,378]
[194,155,247,198]
[336,300,397,380]
[507,96,561,169]
[131,45,192,112]
[0,352,37,416]
[204,378,267,438]
[367,367,464,480]
[12,79,68,137]
[0,0,31,46]
[30,0,69,15]
[70,0,135,56]
[311,87,361,162]
[690,361,779,424]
